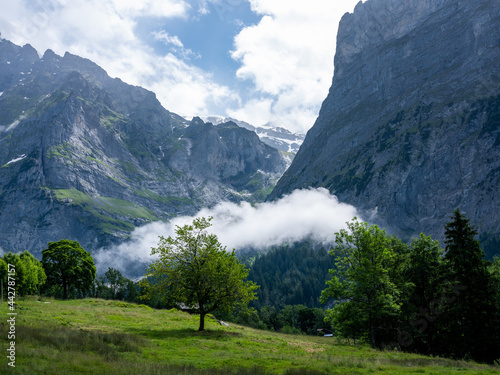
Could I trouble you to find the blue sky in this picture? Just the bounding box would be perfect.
[0,0,362,133]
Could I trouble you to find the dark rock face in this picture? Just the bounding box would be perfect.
[0,38,287,255]
[270,0,500,256]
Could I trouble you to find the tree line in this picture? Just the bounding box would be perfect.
[0,240,139,303]
[2,209,499,364]
[319,209,500,364]
[244,241,336,309]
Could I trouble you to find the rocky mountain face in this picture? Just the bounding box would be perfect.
[0,37,288,255]
[203,116,305,154]
[270,0,500,256]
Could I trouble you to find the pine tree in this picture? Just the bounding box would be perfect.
[401,234,444,355]
[439,209,498,362]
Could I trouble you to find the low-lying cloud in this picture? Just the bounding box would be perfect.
[94,188,361,276]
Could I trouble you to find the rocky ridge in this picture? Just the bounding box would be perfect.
[270,0,500,256]
[0,37,288,255]
[203,116,305,154]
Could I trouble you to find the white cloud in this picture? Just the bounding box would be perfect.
[94,188,360,275]
[0,0,236,118]
[196,188,359,249]
[153,30,184,48]
[196,0,211,16]
[152,30,201,61]
[0,0,366,135]
[110,0,188,18]
[228,0,362,133]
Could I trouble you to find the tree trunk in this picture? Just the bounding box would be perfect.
[199,311,205,331]
[370,324,376,349]
[63,279,68,300]
[369,310,376,349]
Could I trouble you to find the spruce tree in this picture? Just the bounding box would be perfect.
[439,209,497,362]
[401,234,444,355]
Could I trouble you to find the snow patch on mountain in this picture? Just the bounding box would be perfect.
[202,116,304,154]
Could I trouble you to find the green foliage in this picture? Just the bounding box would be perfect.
[141,217,258,331]
[217,303,327,336]
[319,212,500,363]
[232,306,267,330]
[93,267,139,302]
[247,242,335,309]
[398,233,445,355]
[321,219,405,349]
[42,240,96,299]
[436,209,500,363]
[490,257,500,311]
[1,251,46,296]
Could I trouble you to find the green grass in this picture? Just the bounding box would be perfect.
[47,143,73,159]
[51,189,159,234]
[53,189,157,221]
[1,298,498,374]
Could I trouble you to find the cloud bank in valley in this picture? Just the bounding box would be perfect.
[94,188,361,276]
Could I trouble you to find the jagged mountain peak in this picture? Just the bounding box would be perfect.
[271,0,500,257]
[201,116,305,154]
[336,0,449,68]
[0,39,288,255]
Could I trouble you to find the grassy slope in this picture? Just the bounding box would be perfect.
[0,298,498,375]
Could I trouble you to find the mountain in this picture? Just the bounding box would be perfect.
[203,116,305,154]
[0,37,288,255]
[270,0,500,256]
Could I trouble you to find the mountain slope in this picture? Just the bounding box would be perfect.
[203,116,305,154]
[270,0,500,255]
[0,38,288,254]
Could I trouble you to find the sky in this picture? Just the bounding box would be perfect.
[0,0,362,133]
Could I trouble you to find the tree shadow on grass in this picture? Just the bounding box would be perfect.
[14,324,145,360]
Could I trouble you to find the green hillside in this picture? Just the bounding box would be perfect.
[1,298,498,374]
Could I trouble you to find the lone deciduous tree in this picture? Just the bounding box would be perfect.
[42,240,96,299]
[141,217,258,331]
[321,219,405,348]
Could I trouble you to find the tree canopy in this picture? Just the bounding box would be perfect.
[320,212,500,363]
[42,239,96,299]
[320,219,407,348]
[141,217,258,331]
[93,267,139,302]
[245,241,335,309]
[438,209,499,362]
[1,251,46,296]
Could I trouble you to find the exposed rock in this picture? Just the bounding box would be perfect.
[203,116,305,154]
[0,40,288,255]
[270,0,500,256]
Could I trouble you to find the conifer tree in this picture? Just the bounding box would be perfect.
[401,234,444,355]
[439,209,498,362]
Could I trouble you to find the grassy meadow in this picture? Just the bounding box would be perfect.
[0,297,498,374]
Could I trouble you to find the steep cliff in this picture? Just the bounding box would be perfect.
[270,0,500,256]
[0,38,287,254]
